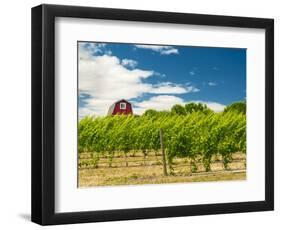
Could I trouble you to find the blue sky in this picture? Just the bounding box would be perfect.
[78,42,246,117]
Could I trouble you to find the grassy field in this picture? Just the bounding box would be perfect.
[78,152,246,187]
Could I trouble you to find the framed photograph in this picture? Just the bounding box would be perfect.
[31,4,274,225]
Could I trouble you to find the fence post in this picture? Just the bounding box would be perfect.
[160,128,168,176]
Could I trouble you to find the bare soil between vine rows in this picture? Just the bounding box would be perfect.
[78,152,246,187]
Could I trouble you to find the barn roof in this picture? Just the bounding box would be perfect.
[114,99,131,104]
[107,99,131,115]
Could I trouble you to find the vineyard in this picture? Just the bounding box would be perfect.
[78,102,246,187]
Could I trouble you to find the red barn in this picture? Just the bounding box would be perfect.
[107,99,133,115]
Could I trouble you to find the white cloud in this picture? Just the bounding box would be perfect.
[154,72,166,78]
[78,42,226,118]
[80,98,119,119]
[79,47,198,117]
[204,102,225,112]
[79,107,98,120]
[133,95,184,114]
[160,48,179,55]
[79,42,107,58]
[151,82,199,94]
[132,96,226,115]
[191,101,226,112]
[121,59,138,68]
[189,71,195,76]
[105,50,112,55]
[134,45,179,55]
[79,54,153,116]
[186,85,200,93]
[208,82,217,86]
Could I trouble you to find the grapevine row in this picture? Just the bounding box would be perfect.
[78,107,246,173]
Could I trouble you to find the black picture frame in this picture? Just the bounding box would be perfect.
[31,4,274,225]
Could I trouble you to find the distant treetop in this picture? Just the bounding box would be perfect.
[142,101,246,116]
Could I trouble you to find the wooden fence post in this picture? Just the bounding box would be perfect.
[160,128,168,176]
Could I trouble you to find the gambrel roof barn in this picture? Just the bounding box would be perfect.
[107,99,133,115]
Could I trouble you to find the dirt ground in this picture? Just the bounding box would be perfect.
[78,152,246,187]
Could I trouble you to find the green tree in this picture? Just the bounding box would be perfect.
[185,102,212,114]
[171,104,186,115]
[143,109,158,117]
